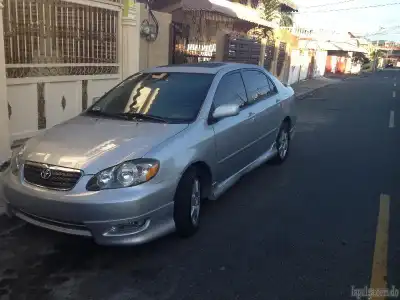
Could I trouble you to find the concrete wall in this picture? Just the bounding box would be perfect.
[288,50,301,85]
[122,0,140,80]
[137,5,172,70]
[7,76,121,142]
[299,52,310,81]
[148,11,172,68]
[287,49,327,85]
[314,51,327,77]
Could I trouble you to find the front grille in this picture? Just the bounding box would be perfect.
[23,162,82,191]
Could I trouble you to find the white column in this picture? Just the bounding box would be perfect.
[121,0,140,79]
[0,0,11,164]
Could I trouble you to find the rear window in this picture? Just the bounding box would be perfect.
[89,72,214,122]
[242,70,275,104]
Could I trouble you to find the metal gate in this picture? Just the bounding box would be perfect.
[170,22,216,64]
[223,36,261,65]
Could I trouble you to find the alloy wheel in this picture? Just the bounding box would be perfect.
[278,130,289,159]
[190,179,201,226]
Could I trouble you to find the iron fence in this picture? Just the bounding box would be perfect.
[223,36,261,65]
[4,0,120,78]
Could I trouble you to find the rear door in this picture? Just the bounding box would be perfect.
[211,72,261,182]
[241,70,283,153]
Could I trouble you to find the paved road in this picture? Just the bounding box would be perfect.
[1,70,399,300]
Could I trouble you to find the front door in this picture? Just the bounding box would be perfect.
[211,72,260,183]
[241,70,283,153]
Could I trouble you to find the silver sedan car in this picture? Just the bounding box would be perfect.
[1,63,296,245]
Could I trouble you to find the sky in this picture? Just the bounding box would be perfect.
[293,0,400,41]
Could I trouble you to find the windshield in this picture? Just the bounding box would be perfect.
[87,72,214,123]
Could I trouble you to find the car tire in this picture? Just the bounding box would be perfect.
[271,121,290,164]
[173,167,201,238]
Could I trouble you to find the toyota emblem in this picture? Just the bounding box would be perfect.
[40,168,52,180]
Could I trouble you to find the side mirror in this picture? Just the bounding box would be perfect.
[212,104,240,120]
[92,96,100,103]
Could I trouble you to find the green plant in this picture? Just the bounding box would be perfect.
[369,49,385,60]
[260,0,293,27]
[280,11,293,26]
[260,0,281,21]
[352,52,369,64]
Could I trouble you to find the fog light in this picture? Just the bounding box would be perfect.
[104,219,149,236]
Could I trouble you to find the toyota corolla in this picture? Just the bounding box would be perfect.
[0,63,296,245]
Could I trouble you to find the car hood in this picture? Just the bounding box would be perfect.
[23,116,188,174]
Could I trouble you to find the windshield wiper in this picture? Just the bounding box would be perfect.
[86,110,116,118]
[86,110,169,123]
[116,112,170,123]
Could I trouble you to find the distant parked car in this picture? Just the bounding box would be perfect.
[0,63,296,245]
[386,63,394,68]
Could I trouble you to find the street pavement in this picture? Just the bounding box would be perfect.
[1,70,400,300]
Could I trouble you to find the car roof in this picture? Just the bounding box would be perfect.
[145,62,264,74]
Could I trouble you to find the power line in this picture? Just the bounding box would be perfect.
[302,0,355,8]
[295,2,400,14]
[361,26,400,38]
[365,26,400,36]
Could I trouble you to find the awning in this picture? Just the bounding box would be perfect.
[279,0,298,11]
[181,0,277,28]
[324,41,368,54]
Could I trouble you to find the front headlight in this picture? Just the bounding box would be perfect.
[86,159,160,191]
[10,145,26,175]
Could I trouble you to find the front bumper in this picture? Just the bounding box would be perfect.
[1,168,178,245]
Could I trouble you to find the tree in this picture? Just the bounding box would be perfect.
[369,49,385,60]
[280,11,293,27]
[259,0,293,27]
[259,0,281,22]
[352,52,369,64]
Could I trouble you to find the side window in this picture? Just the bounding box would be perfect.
[242,70,275,104]
[267,77,278,94]
[213,72,247,108]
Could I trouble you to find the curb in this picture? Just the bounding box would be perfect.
[295,83,332,100]
[295,73,364,100]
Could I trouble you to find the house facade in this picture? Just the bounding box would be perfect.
[151,0,296,64]
[0,0,172,164]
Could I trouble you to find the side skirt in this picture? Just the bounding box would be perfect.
[209,145,278,201]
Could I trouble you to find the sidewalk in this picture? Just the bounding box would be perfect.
[291,77,342,100]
